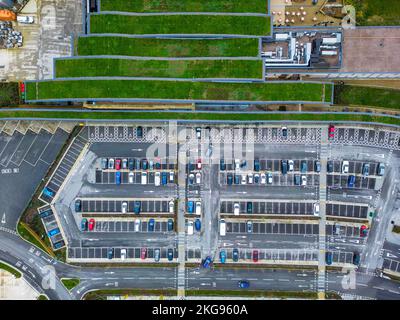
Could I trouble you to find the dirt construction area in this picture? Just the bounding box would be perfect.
[0,0,82,81]
[340,27,400,73]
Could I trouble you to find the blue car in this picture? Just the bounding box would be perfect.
[195,218,201,231]
[220,159,226,171]
[81,218,88,231]
[116,171,121,184]
[254,159,260,172]
[202,256,212,268]
[187,201,194,213]
[148,218,155,232]
[227,174,233,185]
[326,252,333,265]
[53,241,64,249]
[232,248,239,262]
[142,159,148,170]
[234,174,240,185]
[348,175,355,188]
[167,219,174,231]
[220,250,226,264]
[42,187,54,197]
[48,228,60,237]
[161,172,167,185]
[238,280,250,289]
[167,248,174,261]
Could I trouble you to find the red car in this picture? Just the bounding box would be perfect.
[328,125,335,140]
[252,250,259,263]
[360,225,368,237]
[141,248,147,260]
[88,219,95,231]
[115,158,121,170]
[197,159,202,170]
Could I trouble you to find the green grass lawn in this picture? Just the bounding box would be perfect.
[26,80,325,102]
[185,289,317,299]
[335,85,400,109]
[37,294,49,300]
[0,261,22,278]
[90,14,270,36]
[61,278,80,290]
[100,0,268,13]
[345,0,400,25]
[0,82,20,106]
[2,110,399,127]
[55,58,263,79]
[77,37,260,57]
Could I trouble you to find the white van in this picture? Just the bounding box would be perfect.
[141,172,147,184]
[155,172,161,186]
[195,202,201,215]
[187,221,194,235]
[120,249,127,260]
[219,219,226,236]
[234,203,240,216]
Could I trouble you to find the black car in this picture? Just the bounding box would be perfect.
[128,158,134,171]
[232,248,239,262]
[234,174,240,185]
[227,174,233,185]
[75,199,81,212]
[327,162,333,173]
[167,248,174,261]
[137,126,143,138]
[246,202,253,214]
[220,159,226,171]
[167,219,174,232]
[107,248,114,260]
[314,161,321,173]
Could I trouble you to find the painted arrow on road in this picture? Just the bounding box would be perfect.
[386,253,398,258]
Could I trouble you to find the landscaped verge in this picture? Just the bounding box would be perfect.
[334,85,400,110]
[100,0,268,14]
[55,58,263,79]
[185,290,317,299]
[0,82,21,106]
[0,261,22,278]
[61,278,80,290]
[25,80,327,103]
[77,37,260,57]
[83,289,177,300]
[90,14,270,36]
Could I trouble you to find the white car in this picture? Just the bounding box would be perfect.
[188,173,195,184]
[196,127,201,139]
[313,204,320,216]
[134,219,141,232]
[128,172,134,184]
[195,202,202,215]
[121,201,128,214]
[234,203,240,216]
[169,171,174,182]
[288,160,294,172]
[235,159,240,171]
[17,16,34,24]
[196,172,201,184]
[267,172,273,184]
[155,172,161,186]
[301,175,307,186]
[260,173,266,184]
[141,172,147,184]
[241,174,247,185]
[342,161,349,174]
[187,221,194,235]
[108,158,114,169]
[247,173,253,184]
[120,249,127,260]
[149,160,154,170]
[169,200,174,213]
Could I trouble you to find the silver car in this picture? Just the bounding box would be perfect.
[154,248,160,262]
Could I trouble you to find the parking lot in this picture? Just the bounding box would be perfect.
[220,159,318,173]
[219,172,319,186]
[38,206,65,250]
[383,258,400,274]
[327,174,375,190]
[326,224,364,238]
[326,203,369,219]
[95,170,175,185]
[220,200,316,216]
[81,218,174,233]
[87,125,167,143]
[327,160,380,176]
[68,246,178,261]
[225,221,319,235]
[330,250,355,265]
[80,199,174,214]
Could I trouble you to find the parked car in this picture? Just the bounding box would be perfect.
[360,225,368,237]
[234,203,240,216]
[195,202,202,215]
[196,127,201,139]
[115,159,121,170]
[149,160,154,171]
[17,16,34,24]
[134,201,141,214]
[155,172,161,186]
[377,163,385,176]
[88,219,95,231]
[187,201,194,213]
[246,202,253,214]
[326,252,333,265]
[241,174,247,185]
[188,173,195,185]
[238,280,250,289]
[81,218,88,231]
[247,173,253,184]
[362,163,370,176]
[195,218,201,231]
[342,161,349,174]
[75,199,81,212]
[328,125,335,140]
[348,175,355,188]
[294,175,301,186]
[107,248,114,260]
[327,162,333,173]
[232,248,239,262]
[219,219,226,236]
[122,158,128,169]
[148,219,155,232]
[202,256,212,268]
[115,171,121,185]
[161,172,167,185]
[301,161,307,173]
[282,126,288,138]
[168,219,174,231]
[134,219,141,232]
[220,159,226,171]
[314,203,320,216]
[254,173,260,184]
[154,248,160,262]
[234,174,240,185]
[254,159,260,172]
[136,126,143,138]
[167,248,174,261]
[196,172,201,184]
[108,158,114,169]
[267,172,273,184]
[288,160,294,172]
[169,201,174,213]
[128,172,134,184]
[196,159,202,170]
[260,173,266,184]
[315,161,321,173]
[120,249,127,260]
[227,174,233,185]
[281,160,288,175]
[353,252,360,266]
[141,248,147,260]
[128,158,134,171]
[142,159,148,170]
[169,171,174,183]
[135,159,141,170]
[187,220,194,235]
[121,201,128,214]
[247,221,253,233]
[220,250,226,264]
[234,159,240,171]
[141,172,147,185]
[252,250,259,262]
[301,175,307,186]
[101,158,108,170]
